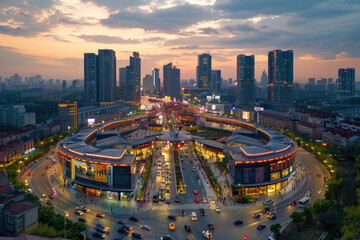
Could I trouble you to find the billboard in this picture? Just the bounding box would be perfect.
[74,160,109,184]
[205,103,224,114]
[87,118,95,126]
[242,111,251,120]
[254,107,264,112]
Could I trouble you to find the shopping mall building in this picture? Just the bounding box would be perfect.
[57,113,297,200]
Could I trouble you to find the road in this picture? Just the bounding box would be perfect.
[26,143,329,240]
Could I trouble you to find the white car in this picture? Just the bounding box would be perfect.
[263,199,273,205]
[202,230,212,239]
[140,224,151,230]
[76,206,84,210]
[161,178,165,183]
[75,210,83,215]
[215,207,221,213]
[191,212,197,221]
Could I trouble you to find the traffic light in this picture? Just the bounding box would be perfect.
[243,235,247,240]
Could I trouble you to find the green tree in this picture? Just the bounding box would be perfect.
[312,198,332,214]
[25,193,41,206]
[28,223,58,237]
[290,211,304,231]
[270,223,282,239]
[340,205,360,240]
[303,206,314,223]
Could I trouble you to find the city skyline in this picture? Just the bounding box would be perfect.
[0,0,359,82]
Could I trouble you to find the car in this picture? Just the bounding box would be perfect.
[203,197,208,203]
[161,178,165,183]
[179,209,186,216]
[181,158,184,161]
[78,217,86,222]
[122,224,132,231]
[191,212,197,221]
[233,220,243,226]
[95,213,105,218]
[305,191,312,197]
[93,232,105,239]
[200,208,206,216]
[140,224,151,230]
[46,200,52,205]
[95,222,104,228]
[324,176,329,182]
[253,213,260,218]
[317,173,321,177]
[194,158,198,161]
[129,216,139,221]
[192,167,196,172]
[75,210,83,215]
[262,207,270,213]
[118,227,129,234]
[117,220,126,224]
[184,224,192,232]
[40,173,45,177]
[160,235,173,240]
[96,227,107,233]
[267,210,276,215]
[190,160,194,163]
[81,207,90,212]
[268,214,276,220]
[194,190,199,195]
[215,207,221,213]
[49,194,54,199]
[169,222,175,230]
[166,197,170,204]
[263,199,273,205]
[257,224,266,230]
[132,232,143,238]
[186,150,189,153]
[202,230,213,239]
[195,197,200,203]
[45,166,49,169]
[196,176,200,180]
[208,223,215,229]
[185,155,189,157]
[76,206,84,210]
[180,155,183,157]
[210,198,215,204]
[168,215,178,220]
[174,196,180,203]
[28,172,31,176]
[182,166,185,169]
[289,200,296,206]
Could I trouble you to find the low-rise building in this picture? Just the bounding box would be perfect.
[322,128,360,147]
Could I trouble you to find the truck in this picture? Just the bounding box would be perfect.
[153,190,159,202]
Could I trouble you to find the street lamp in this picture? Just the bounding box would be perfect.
[64,211,69,238]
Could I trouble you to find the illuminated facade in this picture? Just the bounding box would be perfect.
[57,115,146,201]
[196,114,297,195]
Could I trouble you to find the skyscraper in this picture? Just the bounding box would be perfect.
[260,70,267,89]
[142,74,152,94]
[84,53,97,105]
[163,63,181,101]
[152,68,160,95]
[98,49,116,103]
[129,52,141,104]
[196,54,212,89]
[211,70,221,94]
[268,50,294,111]
[119,67,127,101]
[338,68,355,96]
[237,54,255,109]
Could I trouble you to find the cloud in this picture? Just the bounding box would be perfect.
[101,3,215,32]
[335,51,349,59]
[200,27,219,35]
[78,35,140,44]
[224,23,257,33]
[172,45,199,50]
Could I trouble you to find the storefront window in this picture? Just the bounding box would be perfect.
[275,182,281,190]
[270,172,280,181]
[268,184,275,192]
[282,168,289,177]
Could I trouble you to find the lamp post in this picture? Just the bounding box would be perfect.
[64,211,69,238]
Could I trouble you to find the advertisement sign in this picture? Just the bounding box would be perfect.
[87,118,95,126]
[254,107,264,112]
[242,111,251,120]
[74,160,108,183]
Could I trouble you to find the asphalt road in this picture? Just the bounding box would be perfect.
[26,144,330,240]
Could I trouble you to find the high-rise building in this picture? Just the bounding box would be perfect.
[163,63,181,101]
[211,70,221,94]
[84,53,97,105]
[308,77,316,84]
[268,50,294,111]
[98,49,116,103]
[129,52,141,103]
[119,67,127,101]
[142,74,152,94]
[338,68,355,96]
[152,68,160,95]
[62,80,67,91]
[261,70,268,88]
[196,54,212,89]
[237,54,255,109]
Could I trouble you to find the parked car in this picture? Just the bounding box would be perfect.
[78,217,86,222]
[95,213,105,218]
[169,222,175,230]
[233,220,243,226]
[129,216,139,221]
[132,232,143,238]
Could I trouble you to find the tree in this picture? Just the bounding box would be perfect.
[270,223,282,239]
[313,198,332,214]
[290,211,304,231]
[303,206,314,223]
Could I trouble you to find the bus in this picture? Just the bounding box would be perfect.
[299,197,311,208]
[153,190,159,202]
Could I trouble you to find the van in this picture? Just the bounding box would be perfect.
[268,236,275,240]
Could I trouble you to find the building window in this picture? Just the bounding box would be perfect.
[282,168,289,177]
[270,171,280,181]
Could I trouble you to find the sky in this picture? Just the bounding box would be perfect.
[0,0,359,83]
